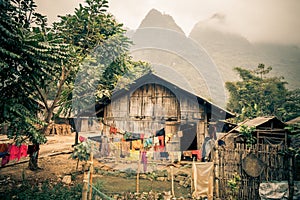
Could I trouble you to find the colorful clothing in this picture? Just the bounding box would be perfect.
[141,151,147,173]
[109,126,118,135]
[9,144,28,161]
[132,140,143,150]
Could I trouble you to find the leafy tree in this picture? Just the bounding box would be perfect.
[281,89,300,122]
[0,0,66,144]
[37,0,151,129]
[1,0,150,170]
[240,125,256,148]
[0,0,69,170]
[225,64,291,122]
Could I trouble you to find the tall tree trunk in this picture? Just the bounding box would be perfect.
[28,144,40,171]
[30,66,70,170]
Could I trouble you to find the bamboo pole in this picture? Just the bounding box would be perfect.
[170,166,175,197]
[82,163,89,200]
[88,143,94,200]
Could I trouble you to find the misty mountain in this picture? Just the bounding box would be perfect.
[127,9,300,106]
[138,8,184,34]
[189,13,300,90]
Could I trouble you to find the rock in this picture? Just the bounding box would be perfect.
[101,166,112,171]
[156,169,168,177]
[157,177,166,181]
[163,191,172,200]
[139,174,147,179]
[119,172,127,178]
[175,175,186,182]
[176,171,189,177]
[62,175,72,184]
[179,180,185,186]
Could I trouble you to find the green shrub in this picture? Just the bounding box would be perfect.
[0,181,82,200]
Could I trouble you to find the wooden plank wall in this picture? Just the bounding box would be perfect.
[103,83,204,135]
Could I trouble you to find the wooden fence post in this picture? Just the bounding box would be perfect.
[170,166,175,197]
[288,156,294,200]
[88,143,94,200]
[136,150,141,194]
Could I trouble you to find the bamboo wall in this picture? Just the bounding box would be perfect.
[215,142,288,199]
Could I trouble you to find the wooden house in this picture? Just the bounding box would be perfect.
[100,72,234,155]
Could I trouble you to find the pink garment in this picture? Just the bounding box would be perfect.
[158,136,164,147]
[79,136,86,142]
[9,145,28,161]
[140,134,145,140]
[141,151,147,173]
[19,145,28,159]
[192,150,202,161]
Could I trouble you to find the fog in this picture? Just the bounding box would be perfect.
[35,0,300,46]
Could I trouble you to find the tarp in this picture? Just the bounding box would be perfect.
[259,181,300,200]
[192,162,214,200]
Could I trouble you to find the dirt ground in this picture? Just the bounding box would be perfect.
[0,133,192,198]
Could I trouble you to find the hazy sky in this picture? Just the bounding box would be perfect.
[35,0,300,45]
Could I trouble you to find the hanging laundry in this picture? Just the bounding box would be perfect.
[140,133,145,142]
[141,151,147,173]
[153,137,159,145]
[113,137,121,142]
[0,143,8,153]
[129,150,140,161]
[183,151,193,159]
[192,150,202,161]
[1,144,11,166]
[0,152,8,158]
[144,138,153,148]
[124,132,142,141]
[1,155,9,166]
[109,126,118,135]
[132,140,143,150]
[166,133,173,143]
[156,128,165,136]
[132,133,141,140]
[19,145,28,159]
[9,144,28,161]
[121,141,130,157]
[158,136,165,147]
[124,131,132,140]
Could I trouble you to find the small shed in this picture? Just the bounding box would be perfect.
[224,116,288,148]
[216,116,290,199]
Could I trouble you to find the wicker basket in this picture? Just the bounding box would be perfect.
[242,153,265,177]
